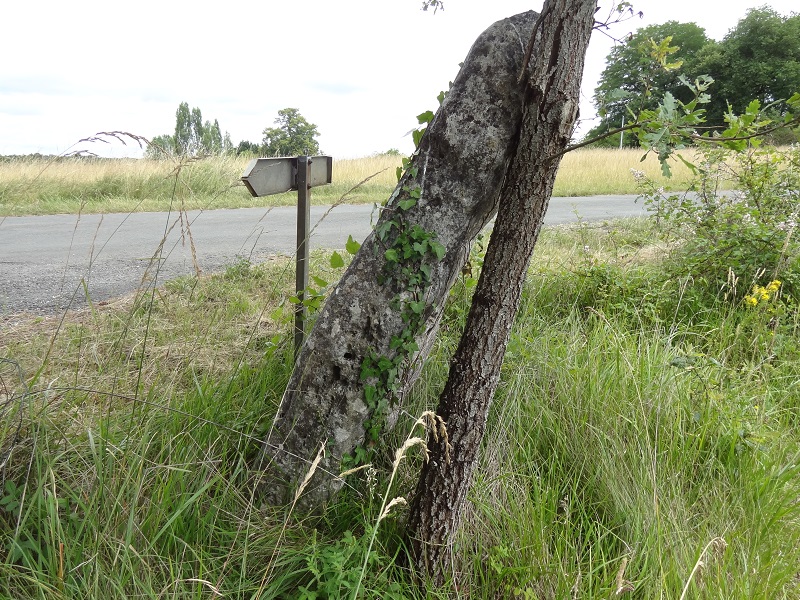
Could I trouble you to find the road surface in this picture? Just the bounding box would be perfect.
[0,195,649,315]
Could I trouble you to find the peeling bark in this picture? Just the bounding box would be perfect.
[259,11,539,507]
[407,0,597,583]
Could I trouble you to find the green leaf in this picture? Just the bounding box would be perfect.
[365,385,377,404]
[417,110,435,124]
[385,248,399,262]
[412,128,425,148]
[676,153,697,175]
[345,235,361,255]
[409,300,426,314]
[429,241,446,260]
[404,341,420,353]
[311,275,328,288]
[398,198,417,211]
[419,264,432,281]
[330,251,345,268]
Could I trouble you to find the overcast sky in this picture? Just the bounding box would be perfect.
[1,1,796,159]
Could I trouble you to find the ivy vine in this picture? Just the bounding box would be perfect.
[348,179,446,468]
[341,103,448,469]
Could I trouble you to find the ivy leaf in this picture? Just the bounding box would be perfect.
[412,128,425,148]
[409,300,426,314]
[385,248,399,263]
[330,251,345,268]
[429,241,446,260]
[345,235,361,255]
[365,385,377,404]
[404,340,420,353]
[417,110,435,124]
[398,198,417,211]
[419,264,432,281]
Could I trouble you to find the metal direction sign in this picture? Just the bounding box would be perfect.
[241,155,333,357]
[241,156,332,198]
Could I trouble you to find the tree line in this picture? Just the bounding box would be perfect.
[586,5,800,146]
[146,104,321,158]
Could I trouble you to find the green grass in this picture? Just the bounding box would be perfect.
[2,218,799,598]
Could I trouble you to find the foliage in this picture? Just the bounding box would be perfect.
[587,7,800,145]
[262,108,321,157]
[695,7,800,129]
[346,172,445,467]
[586,21,710,146]
[235,139,261,156]
[636,95,800,299]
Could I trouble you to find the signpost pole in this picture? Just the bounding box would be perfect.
[294,156,311,356]
[240,154,331,358]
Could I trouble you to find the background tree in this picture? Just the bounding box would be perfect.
[146,102,233,158]
[585,21,710,146]
[235,140,261,156]
[695,7,800,130]
[173,102,193,156]
[261,108,321,156]
[145,134,177,158]
[587,6,800,146]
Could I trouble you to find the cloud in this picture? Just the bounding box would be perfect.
[307,81,364,96]
[0,75,74,96]
[0,102,43,117]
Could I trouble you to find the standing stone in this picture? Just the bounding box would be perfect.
[259,10,539,508]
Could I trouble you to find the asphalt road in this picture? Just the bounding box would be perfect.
[0,195,649,315]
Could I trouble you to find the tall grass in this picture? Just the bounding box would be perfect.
[3,215,799,598]
[0,149,697,217]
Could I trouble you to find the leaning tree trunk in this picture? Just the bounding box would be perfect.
[407,0,597,582]
[259,11,539,508]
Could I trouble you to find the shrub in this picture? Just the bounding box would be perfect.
[637,141,800,299]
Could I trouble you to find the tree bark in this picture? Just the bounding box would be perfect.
[407,0,597,582]
[259,11,539,508]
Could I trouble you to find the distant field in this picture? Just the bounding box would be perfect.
[0,149,697,217]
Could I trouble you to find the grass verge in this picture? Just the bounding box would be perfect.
[2,217,798,598]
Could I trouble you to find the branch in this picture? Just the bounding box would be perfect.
[552,122,642,159]
[554,112,800,161]
[690,115,800,144]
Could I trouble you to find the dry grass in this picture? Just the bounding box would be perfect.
[0,255,297,404]
[1,148,703,217]
[553,147,697,195]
